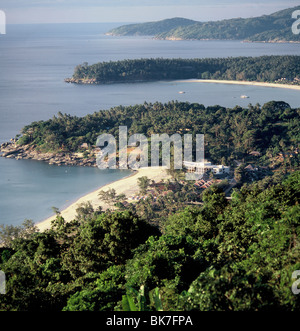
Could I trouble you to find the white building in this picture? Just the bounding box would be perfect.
[212,164,230,175]
[183,161,230,176]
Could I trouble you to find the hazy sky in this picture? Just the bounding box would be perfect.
[1,0,299,24]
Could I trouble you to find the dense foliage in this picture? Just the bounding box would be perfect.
[69,56,300,84]
[107,17,196,37]
[17,101,300,174]
[3,100,299,311]
[0,171,299,311]
[108,6,300,42]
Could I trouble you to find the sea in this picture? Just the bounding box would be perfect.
[0,23,299,226]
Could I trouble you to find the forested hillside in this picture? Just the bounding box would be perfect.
[65,56,300,85]
[1,96,299,312]
[0,170,299,311]
[107,6,300,42]
[106,17,196,37]
[16,101,300,173]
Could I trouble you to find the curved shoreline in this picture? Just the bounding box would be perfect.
[176,79,300,91]
[65,77,300,91]
[36,167,169,231]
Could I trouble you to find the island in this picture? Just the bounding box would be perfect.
[107,5,300,43]
[64,55,300,86]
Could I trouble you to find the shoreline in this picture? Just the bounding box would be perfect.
[65,77,300,91]
[0,141,97,167]
[177,79,300,91]
[36,166,170,231]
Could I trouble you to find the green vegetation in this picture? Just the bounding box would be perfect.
[1,100,299,311]
[137,176,150,195]
[17,101,300,175]
[107,17,196,37]
[67,56,300,85]
[0,171,299,311]
[2,6,299,313]
[108,6,300,43]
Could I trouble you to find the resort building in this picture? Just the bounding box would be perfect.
[183,161,230,176]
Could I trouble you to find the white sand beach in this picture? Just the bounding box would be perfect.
[177,79,300,91]
[35,79,299,232]
[37,167,170,231]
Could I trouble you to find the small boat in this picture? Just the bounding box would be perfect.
[240,95,249,99]
[179,91,185,94]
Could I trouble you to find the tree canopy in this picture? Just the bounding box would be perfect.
[107,6,300,43]
[17,101,300,177]
[68,56,300,85]
[0,171,299,311]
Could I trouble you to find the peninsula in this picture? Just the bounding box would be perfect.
[64,56,300,86]
[1,100,298,178]
[0,100,299,312]
[107,6,300,43]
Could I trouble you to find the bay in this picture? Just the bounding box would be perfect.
[0,23,299,226]
[0,157,131,226]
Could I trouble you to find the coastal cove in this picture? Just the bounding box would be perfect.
[1,1,300,312]
[37,167,169,231]
[177,79,300,91]
[1,79,300,167]
[1,23,300,227]
[0,157,132,227]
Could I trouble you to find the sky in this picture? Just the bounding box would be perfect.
[1,0,299,24]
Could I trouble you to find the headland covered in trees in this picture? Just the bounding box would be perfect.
[0,98,299,311]
[0,3,299,313]
[64,56,300,86]
[106,6,300,43]
[1,100,299,170]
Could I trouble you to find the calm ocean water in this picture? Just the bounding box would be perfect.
[0,23,299,226]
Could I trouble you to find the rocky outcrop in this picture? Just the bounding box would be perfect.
[64,77,98,84]
[0,142,97,167]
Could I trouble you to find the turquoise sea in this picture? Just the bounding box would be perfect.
[0,23,299,226]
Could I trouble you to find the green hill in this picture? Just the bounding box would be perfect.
[106,17,196,36]
[107,6,300,42]
[66,56,300,85]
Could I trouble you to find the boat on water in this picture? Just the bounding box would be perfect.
[179,91,185,94]
[240,95,249,98]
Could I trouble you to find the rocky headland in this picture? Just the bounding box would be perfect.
[0,140,98,167]
[64,77,98,84]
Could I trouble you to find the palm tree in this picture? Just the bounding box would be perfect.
[98,188,117,206]
[137,176,150,195]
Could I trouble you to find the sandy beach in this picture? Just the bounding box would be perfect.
[35,79,299,232]
[37,166,170,231]
[177,79,300,91]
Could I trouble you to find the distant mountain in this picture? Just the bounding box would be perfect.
[107,6,300,43]
[106,17,196,36]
